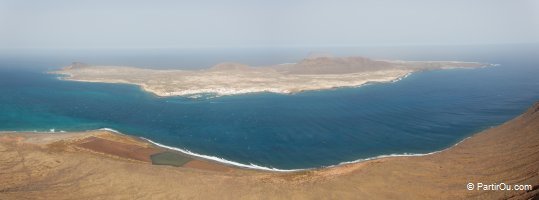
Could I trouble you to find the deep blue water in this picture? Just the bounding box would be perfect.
[1,45,538,169]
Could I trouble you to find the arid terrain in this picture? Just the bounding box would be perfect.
[1,101,537,199]
[51,56,485,97]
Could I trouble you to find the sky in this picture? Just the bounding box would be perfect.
[1,0,538,49]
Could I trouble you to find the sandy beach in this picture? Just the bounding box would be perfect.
[1,101,537,199]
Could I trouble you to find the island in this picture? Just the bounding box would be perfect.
[51,56,486,97]
[1,101,537,199]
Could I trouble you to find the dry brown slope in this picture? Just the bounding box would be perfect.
[0,102,538,199]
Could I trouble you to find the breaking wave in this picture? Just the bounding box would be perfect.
[94,128,472,172]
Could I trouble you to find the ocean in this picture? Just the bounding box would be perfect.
[1,44,538,170]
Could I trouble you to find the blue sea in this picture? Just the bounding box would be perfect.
[1,44,538,170]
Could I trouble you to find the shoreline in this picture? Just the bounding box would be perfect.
[54,70,413,98]
[0,127,428,172]
[52,66,480,99]
[0,122,491,172]
[50,56,486,98]
[1,101,537,199]
[95,127,476,172]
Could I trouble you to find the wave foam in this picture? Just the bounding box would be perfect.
[143,137,304,172]
[96,128,302,171]
[98,128,123,134]
[391,72,412,83]
[337,136,471,166]
[92,128,471,172]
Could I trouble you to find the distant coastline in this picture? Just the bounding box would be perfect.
[51,56,487,97]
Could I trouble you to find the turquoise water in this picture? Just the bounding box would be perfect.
[1,46,538,169]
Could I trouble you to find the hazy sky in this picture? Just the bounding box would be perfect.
[1,0,538,49]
